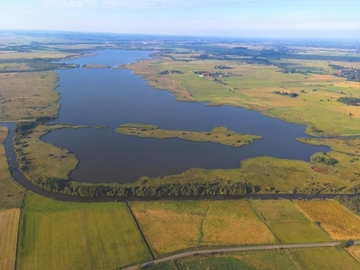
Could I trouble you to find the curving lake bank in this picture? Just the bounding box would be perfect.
[35,49,331,184]
[1,124,353,203]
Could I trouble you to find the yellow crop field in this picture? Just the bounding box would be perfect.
[17,193,152,270]
[251,200,331,243]
[292,247,360,270]
[295,200,360,240]
[130,200,276,257]
[0,208,20,270]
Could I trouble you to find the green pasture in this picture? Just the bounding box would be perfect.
[292,247,360,270]
[17,192,152,270]
[250,200,331,243]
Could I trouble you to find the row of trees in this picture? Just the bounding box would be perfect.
[33,178,260,197]
[273,91,299,98]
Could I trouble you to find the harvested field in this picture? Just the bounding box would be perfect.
[295,200,360,240]
[0,208,20,270]
[251,200,331,243]
[347,245,360,263]
[129,200,276,257]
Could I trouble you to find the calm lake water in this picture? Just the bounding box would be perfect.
[41,50,329,184]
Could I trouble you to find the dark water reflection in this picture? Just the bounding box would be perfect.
[37,50,330,184]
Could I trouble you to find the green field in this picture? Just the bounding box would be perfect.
[116,124,262,147]
[251,200,331,243]
[178,250,301,270]
[130,200,276,257]
[17,192,152,270]
[292,247,360,270]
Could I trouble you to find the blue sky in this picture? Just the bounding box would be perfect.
[0,0,359,38]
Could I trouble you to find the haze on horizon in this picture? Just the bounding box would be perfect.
[0,0,359,39]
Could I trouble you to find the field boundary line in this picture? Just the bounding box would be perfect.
[343,247,360,267]
[126,202,155,260]
[247,199,282,244]
[287,249,306,270]
[14,189,27,270]
[345,247,360,265]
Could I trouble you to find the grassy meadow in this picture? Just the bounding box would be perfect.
[291,247,360,270]
[116,124,262,147]
[129,200,276,257]
[0,208,20,270]
[0,50,79,60]
[0,126,25,209]
[140,155,359,195]
[294,200,360,240]
[17,192,152,270]
[0,71,59,121]
[14,124,81,182]
[250,200,331,243]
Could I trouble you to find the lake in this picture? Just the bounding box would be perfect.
[40,49,329,184]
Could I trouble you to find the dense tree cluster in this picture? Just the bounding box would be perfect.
[336,196,360,215]
[273,91,299,98]
[329,64,360,81]
[337,96,360,106]
[159,69,184,74]
[0,58,79,73]
[311,155,338,166]
[214,65,233,69]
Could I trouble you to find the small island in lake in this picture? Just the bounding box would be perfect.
[116,123,262,147]
[82,64,111,69]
